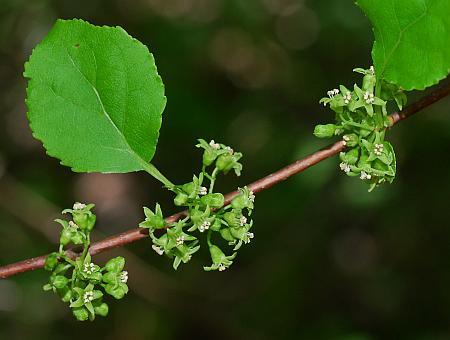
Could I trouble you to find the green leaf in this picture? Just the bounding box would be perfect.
[357,0,450,90]
[24,19,167,173]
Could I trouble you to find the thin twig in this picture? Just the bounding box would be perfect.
[1,81,450,279]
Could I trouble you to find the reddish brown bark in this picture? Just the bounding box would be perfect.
[1,82,449,279]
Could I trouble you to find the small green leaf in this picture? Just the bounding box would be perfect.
[24,19,167,173]
[357,0,450,90]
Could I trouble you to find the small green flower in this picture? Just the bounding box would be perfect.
[62,202,96,231]
[171,243,200,270]
[313,124,338,138]
[215,148,243,176]
[200,193,224,209]
[70,283,103,321]
[220,220,254,250]
[231,187,255,211]
[55,219,85,246]
[76,253,102,283]
[223,209,248,228]
[204,245,237,272]
[180,174,206,198]
[166,221,197,248]
[196,139,227,167]
[188,206,214,233]
[140,203,166,230]
[44,274,69,292]
[102,257,129,300]
[44,252,59,271]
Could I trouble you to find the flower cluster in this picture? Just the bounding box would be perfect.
[314,66,407,191]
[139,140,255,272]
[43,203,129,321]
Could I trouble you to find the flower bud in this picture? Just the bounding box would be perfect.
[59,287,72,302]
[340,148,359,165]
[144,215,165,229]
[105,256,125,273]
[210,218,222,231]
[51,275,69,289]
[189,209,204,224]
[202,149,217,167]
[105,283,128,299]
[230,227,245,239]
[223,212,239,228]
[208,245,225,263]
[73,212,96,232]
[181,182,196,196]
[220,228,234,242]
[174,192,188,206]
[342,133,358,147]
[200,193,224,208]
[90,271,103,283]
[215,153,234,171]
[44,252,59,271]
[60,229,72,246]
[71,232,84,245]
[94,302,109,317]
[362,73,376,91]
[72,307,89,321]
[102,272,117,284]
[357,149,370,168]
[313,124,337,138]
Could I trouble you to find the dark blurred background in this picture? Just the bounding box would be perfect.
[1,0,450,339]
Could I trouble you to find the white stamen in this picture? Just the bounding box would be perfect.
[199,221,211,233]
[339,162,351,173]
[225,146,234,154]
[239,216,247,226]
[152,245,164,255]
[73,202,87,210]
[120,271,128,283]
[360,171,372,180]
[68,221,79,230]
[199,186,208,196]
[83,291,94,303]
[327,88,340,98]
[245,232,254,244]
[343,92,352,104]
[374,143,384,156]
[176,236,185,246]
[369,66,375,75]
[364,91,375,104]
[248,191,255,203]
[218,264,226,272]
[209,140,220,150]
[83,263,96,275]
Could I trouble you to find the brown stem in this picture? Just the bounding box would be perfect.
[1,82,450,279]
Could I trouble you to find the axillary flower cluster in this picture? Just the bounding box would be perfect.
[139,139,256,272]
[314,66,407,191]
[43,139,256,322]
[43,203,129,321]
